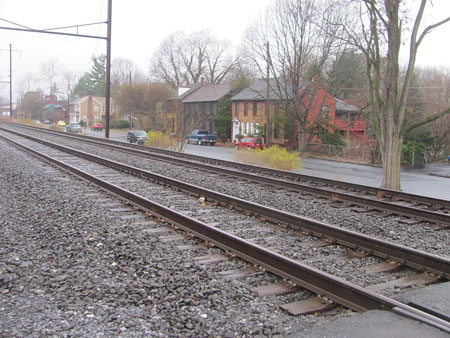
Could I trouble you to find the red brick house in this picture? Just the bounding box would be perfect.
[230,79,367,148]
[43,94,68,123]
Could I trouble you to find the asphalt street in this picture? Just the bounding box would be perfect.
[83,128,450,201]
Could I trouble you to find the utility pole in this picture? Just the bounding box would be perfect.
[129,70,132,130]
[0,44,20,118]
[105,0,112,138]
[9,44,12,118]
[265,41,271,147]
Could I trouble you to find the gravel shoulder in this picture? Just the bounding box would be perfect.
[0,139,347,336]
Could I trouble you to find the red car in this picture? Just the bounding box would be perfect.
[235,137,264,150]
[90,122,103,131]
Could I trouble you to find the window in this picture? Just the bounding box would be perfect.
[243,122,248,135]
[273,124,280,139]
[284,123,293,139]
[102,105,106,112]
[253,103,257,116]
[235,103,239,117]
[94,106,98,113]
[251,123,259,136]
[244,103,248,116]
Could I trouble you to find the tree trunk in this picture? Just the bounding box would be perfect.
[297,121,307,152]
[381,136,403,190]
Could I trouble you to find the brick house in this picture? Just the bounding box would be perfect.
[43,94,68,123]
[69,96,116,124]
[230,79,365,147]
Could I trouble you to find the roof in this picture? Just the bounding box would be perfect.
[70,96,115,105]
[335,98,359,112]
[231,79,310,101]
[176,83,203,100]
[182,83,231,103]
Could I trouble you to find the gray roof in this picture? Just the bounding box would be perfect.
[182,83,231,103]
[172,83,203,101]
[231,79,310,101]
[335,98,359,112]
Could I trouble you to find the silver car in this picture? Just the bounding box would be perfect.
[66,123,82,133]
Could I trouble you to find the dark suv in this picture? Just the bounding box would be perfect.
[127,130,147,144]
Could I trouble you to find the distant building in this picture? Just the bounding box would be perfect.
[43,94,68,122]
[69,96,116,124]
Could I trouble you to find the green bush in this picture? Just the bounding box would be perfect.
[212,98,232,142]
[234,145,301,171]
[110,120,130,129]
[402,140,426,165]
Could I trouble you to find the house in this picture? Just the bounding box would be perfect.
[179,83,232,135]
[230,79,366,148]
[162,84,203,135]
[69,96,116,124]
[334,98,367,145]
[42,94,68,122]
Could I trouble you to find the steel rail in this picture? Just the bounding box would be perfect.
[1,124,448,227]
[3,130,449,279]
[2,121,449,211]
[2,133,450,334]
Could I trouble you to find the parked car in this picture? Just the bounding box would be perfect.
[235,137,264,150]
[66,123,82,133]
[32,120,42,124]
[186,129,217,146]
[57,120,66,127]
[44,120,51,125]
[127,130,147,144]
[90,122,103,131]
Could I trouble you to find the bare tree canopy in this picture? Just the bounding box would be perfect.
[115,82,173,130]
[150,30,238,87]
[241,0,347,149]
[40,58,60,94]
[111,57,146,93]
[333,0,450,190]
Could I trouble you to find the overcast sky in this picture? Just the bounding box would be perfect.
[1,0,449,100]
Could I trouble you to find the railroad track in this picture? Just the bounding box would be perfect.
[2,130,449,333]
[5,121,449,211]
[1,123,450,233]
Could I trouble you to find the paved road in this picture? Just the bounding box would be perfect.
[182,142,450,201]
[84,129,450,201]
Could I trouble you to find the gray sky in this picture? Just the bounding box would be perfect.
[0,0,449,100]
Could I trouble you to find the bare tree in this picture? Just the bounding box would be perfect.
[241,0,346,150]
[17,72,39,98]
[334,0,450,190]
[150,30,237,87]
[111,57,146,93]
[415,66,450,161]
[40,58,60,94]
[115,82,172,130]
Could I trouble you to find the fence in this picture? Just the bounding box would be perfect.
[306,143,432,167]
[305,143,380,163]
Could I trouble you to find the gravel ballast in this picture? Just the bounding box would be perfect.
[0,139,353,336]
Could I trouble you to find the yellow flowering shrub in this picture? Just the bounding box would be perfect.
[234,145,301,171]
[145,130,185,152]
